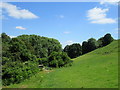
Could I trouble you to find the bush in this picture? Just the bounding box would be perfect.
[48,52,72,67]
[37,58,48,66]
[2,61,39,86]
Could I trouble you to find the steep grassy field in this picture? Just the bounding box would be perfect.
[5,40,119,88]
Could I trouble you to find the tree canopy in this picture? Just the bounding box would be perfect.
[63,43,82,58]
[102,33,114,46]
[64,33,114,56]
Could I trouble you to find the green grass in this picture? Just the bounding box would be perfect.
[5,40,119,88]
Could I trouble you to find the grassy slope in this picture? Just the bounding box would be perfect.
[6,40,119,88]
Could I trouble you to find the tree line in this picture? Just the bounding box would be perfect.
[63,33,114,58]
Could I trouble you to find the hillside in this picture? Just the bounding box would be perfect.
[5,40,119,88]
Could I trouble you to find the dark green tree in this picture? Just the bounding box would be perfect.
[82,38,98,54]
[87,38,98,52]
[1,33,11,57]
[63,45,69,52]
[82,41,88,54]
[63,43,82,58]
[1,33,11,43]
[103,33,114,46]
[97,37,104,48]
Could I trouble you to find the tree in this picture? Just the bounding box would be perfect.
[1,33,11,57]
[82,38,98,54]
[63,45,69,52]
[97,37,104,48]
[17,35,62,58]
[103,33,114,46]
[1,33,11,43]
[82,41,88,54]
[63,43,82,58]
[10,38,27,53]
[87,38,98,52]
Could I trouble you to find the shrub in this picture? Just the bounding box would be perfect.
[2,61,39,86]
[48,52,72,67]
[37,58,48,66]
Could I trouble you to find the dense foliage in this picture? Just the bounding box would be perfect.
[48,52,72,67]
[38,52,72,67]
[82,41,88,54]
[102,33,114,46]
[97,37,104,48]
[2,61,39,85]
[17,34,62,58]
[64,33,114,56]
[97,34,114,48]
[1,33,72,86]
[82,38,98,54]
[63,43,82,58]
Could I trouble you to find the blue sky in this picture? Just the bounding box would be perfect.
[1,2,118,48]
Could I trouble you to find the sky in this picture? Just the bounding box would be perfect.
[0,1,119,48]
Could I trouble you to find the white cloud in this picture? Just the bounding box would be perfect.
[100,0,120,5]
[87,7,116,24]
[63,31,70,34]
[16,26,26,30]
[0,2,38,19]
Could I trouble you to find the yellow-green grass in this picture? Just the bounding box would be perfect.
[5,40,119,88]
